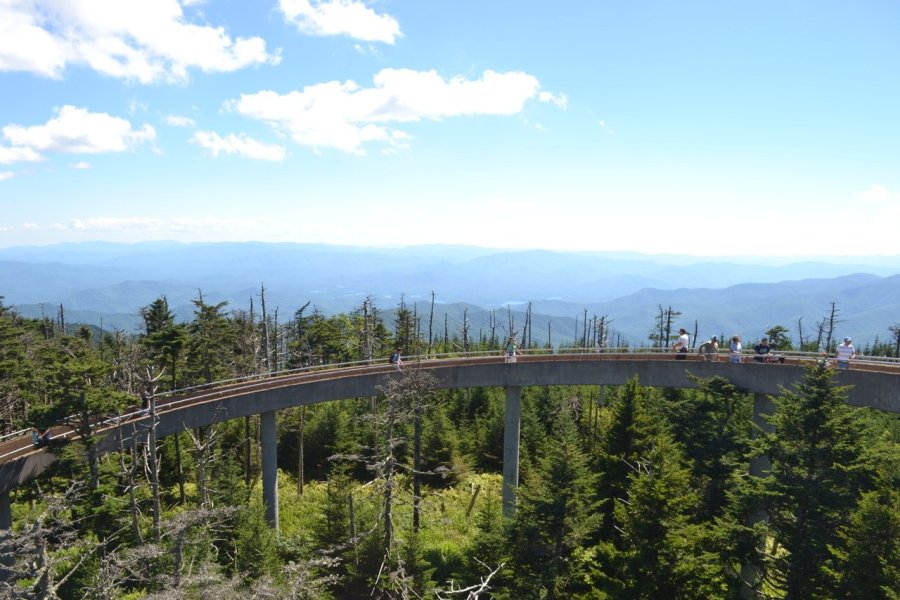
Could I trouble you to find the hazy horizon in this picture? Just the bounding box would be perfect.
[3,239,900,267]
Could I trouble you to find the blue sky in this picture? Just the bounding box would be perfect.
[1,0,898,256]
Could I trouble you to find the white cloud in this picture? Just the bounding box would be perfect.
[128,98,148,115]
[0,171,14,181]
[857,184,894,203]
[163,115,196,127]
[279,0,401,44]
[0,145,43,164]
[538,91,568,109]
[0,0,279,83]
[191,131,286,161]
[169,216,270,232]
[229,68,561,154]
[598,119,614,134]
[71,161,91,169]
[70,217,165,231]
[3,105,156,154]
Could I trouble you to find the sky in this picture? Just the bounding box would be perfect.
[1,0,899,257]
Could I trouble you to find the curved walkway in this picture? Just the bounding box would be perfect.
[2,352,898,526]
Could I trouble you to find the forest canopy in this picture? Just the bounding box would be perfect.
[0,294,897,599]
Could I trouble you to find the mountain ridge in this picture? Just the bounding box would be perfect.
[2,242,899,348]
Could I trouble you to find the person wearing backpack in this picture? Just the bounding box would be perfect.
[389,348,403,371]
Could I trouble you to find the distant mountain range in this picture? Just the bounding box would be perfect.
[2,241,899,348]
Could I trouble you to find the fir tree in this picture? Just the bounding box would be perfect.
[507,411,600,599]
[669,375,752,520]
[593,377,661,542]
[597,433,728,598]
[760,363,874,598]
[827,473,900,599]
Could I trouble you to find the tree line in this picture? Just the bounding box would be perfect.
[0,292,898,599]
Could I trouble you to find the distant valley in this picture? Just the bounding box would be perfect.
[2,241,899,349]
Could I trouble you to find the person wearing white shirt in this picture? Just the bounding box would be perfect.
[834,337,855,369]
[729,336,743,364]
[673,328,690,360]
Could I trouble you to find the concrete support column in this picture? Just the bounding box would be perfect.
[749,393,775,479]
[0,491,11,531]
[260,410,279,531]
[502,386,522,518]
[741,392,776,598]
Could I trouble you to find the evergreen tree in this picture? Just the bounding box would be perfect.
[140,296,174,336]
[31,336,131,500]
[234,498,280,580]
[593,377,661,542]
[506,412,599,599]
[827,472,900,599]
[186,294,235,385]
[463,491,509,591]
[419,402,463,488]
[760,363,874,598]
[0,303,34,434]
[667,375,752,520]
[597,434,728,598]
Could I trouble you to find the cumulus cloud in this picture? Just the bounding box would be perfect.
[279,0,401,44]
[3,105,156,154]
[71,161,91,169]
[163,114,196,127]
[0,171,14,181]
[0,145,43,164]
[0,0,279,83]
[191,131,286,161]
[228,68,562,154]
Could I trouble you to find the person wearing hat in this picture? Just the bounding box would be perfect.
[834,337,855,369]
[698,335,719,361]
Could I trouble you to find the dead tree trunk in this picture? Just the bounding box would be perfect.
[428,291,435,356]
[462,308,470,354]
[117,432,143,546]
[260,283,270,372]
[146,375,162,542]
[174,433,186,505]
[297,405,306,495]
